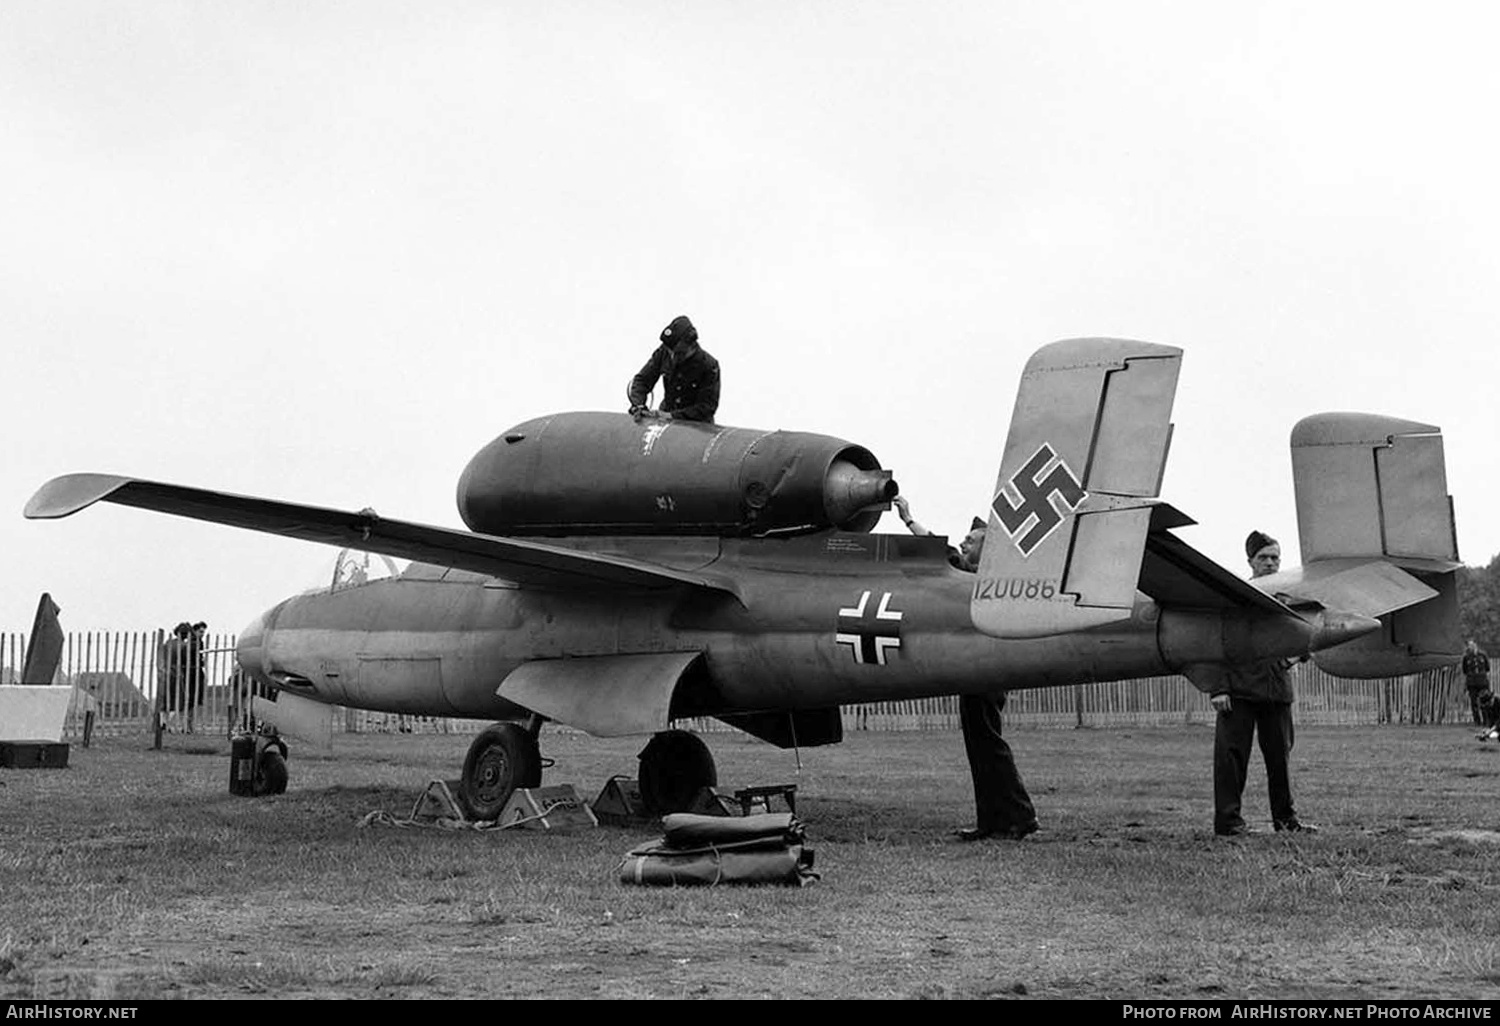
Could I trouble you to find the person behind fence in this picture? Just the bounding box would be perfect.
[894,497,1039,841]
[1211,530,1316,837]
[1462,640,1491,726]
[158,623,191,732]
[626,315,721,424]
[184,621,208,734]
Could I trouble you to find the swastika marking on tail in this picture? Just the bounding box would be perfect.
[992,443,1087,556]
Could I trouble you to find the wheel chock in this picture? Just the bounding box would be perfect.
[409,780,468,824]
[591,776,654,826]
[687,786,737,817]
[498,784,599,830]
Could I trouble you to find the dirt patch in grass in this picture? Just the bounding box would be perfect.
[2,724,1499,999]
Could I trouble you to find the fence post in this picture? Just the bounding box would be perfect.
[152,628,165,750]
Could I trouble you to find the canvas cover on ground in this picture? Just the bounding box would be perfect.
[618,811,819,887]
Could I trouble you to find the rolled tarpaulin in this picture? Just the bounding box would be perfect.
[618,844,814,887]
[619,811,819,886]
[660,811,801,849]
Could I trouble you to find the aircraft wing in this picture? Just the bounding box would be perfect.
[24,473,740,598]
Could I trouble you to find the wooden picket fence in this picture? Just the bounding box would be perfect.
[0,630,1486,741]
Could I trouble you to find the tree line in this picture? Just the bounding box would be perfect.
[1457,553,1500,653]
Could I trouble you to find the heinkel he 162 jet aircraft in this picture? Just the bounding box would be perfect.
[25,339,1463,818]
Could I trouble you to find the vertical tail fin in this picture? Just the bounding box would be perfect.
[1283,413,1462,676]
[1292,413,1457,564]
[972,339,1181,639]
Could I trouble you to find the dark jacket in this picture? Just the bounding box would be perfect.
[1216,658,1294,705]
[628,344,720,423]
[1463,650,1491,685]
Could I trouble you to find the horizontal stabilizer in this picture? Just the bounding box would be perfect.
[973,339,1182,638]
[1140,510,1289,614]
[24,474,740,598]
[1251,560,1438,620]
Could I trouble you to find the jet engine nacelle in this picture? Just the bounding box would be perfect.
[457,412,897,537]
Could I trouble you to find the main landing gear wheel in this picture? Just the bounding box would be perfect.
[253,748,288,796]
[460,723,542,821]
[638,729,717,815]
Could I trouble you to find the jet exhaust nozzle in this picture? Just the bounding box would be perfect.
[1308,610,1383,652]
[824,462,898,528]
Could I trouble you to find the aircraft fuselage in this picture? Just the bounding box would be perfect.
[237,530,1315,726]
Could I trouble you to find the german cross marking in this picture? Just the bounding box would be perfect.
[835,590,903,666]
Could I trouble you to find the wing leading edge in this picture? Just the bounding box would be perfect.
[24,473,740,598]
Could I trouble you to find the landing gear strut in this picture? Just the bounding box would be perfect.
[459,722,542,821]
[638,729,717,815]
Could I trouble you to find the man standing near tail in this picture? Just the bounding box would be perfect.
[1212,530,1315,836]
[895,497,1039,841]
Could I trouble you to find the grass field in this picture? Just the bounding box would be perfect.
[2,722,1499,1001]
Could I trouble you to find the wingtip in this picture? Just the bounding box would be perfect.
[23,474,134,519]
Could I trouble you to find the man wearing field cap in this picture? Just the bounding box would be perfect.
[1211,531,1316,836]
[627,315,721,424]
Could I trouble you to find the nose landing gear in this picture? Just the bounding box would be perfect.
[229,726,289,797]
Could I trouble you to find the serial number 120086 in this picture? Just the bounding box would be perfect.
[972,577,1058,601]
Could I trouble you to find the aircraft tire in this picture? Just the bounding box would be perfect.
[253,749,288,796]
[460,723,541,821]
[638,729,717,815]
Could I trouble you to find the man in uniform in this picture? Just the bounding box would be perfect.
[1462,640,1491,726]
[1212,530,1315,836]
[894,497,1039,841]
[627,315,721,424]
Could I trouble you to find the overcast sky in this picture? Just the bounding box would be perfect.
[4,2,1497,641]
